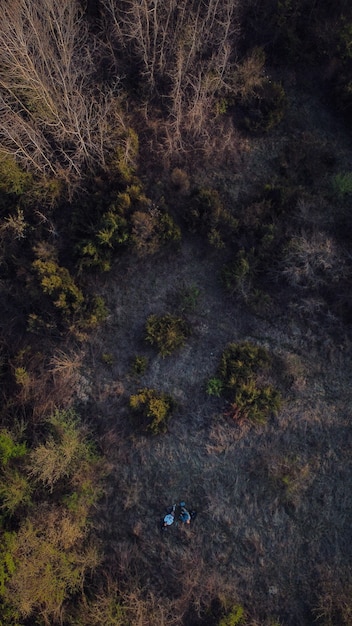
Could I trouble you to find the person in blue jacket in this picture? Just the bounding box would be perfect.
[179,503,191,524]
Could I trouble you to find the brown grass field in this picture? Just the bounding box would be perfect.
[81,219,352,625]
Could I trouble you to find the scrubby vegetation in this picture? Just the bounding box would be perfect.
[207,342,282,423]
[0,0,352,624]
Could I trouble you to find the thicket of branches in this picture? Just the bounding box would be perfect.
[102,0,244,154]
[0,0,126,190]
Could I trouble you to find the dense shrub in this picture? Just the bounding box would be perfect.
[145,313,190,357]
[130,355,148,376]
[218,342,270,388]
[218,604,245,626]
[239,79,286,134]
[132,208,181,256]
[207,342,281,423]
[129,388,175,434]
[186,188,238,247]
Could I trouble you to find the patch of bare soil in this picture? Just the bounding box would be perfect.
[83,223,352,625]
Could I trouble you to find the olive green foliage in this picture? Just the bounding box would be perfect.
[228,379,281,423]
[209,342,281,423]
[114,127,139,185]
[170,283,201,315]
[101,352,114,367]
[77,203,129,272]
[28,409,97,492]
[222,249,257,299]
[0,470,32,516]
[187,188,238,247]
[0,410,103,624]
[1,514,99,623]
[0,431,27,467]
[129,388,175,434]
[206,377,224,397]
[145,313,190,357]
[83,295,109,329]
[0,156,33,196]
[332,172,352,198]
[218,342,269,387]
[74,183,143,273]
[130,355,148,376]
[31,244,107,332]
[32,245,85,320]
[241,80,286,134]
[73,589,127,626]
[218,604,245,626]
[0,431,30,516]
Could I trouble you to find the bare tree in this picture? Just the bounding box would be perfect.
[0,0,126,189]
[102,0,241,156]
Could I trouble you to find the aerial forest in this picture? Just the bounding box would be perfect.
[0,0,352,625]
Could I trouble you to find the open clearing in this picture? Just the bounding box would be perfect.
[84,222,352,624]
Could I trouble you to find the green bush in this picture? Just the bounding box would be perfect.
[241,80,286,134]
[175,283,200,314]
[0,156,33,195]
[0,431,27,467]
[187,188,238,246]
[222,249,256,298]
[32,255,85,320]
[206,377,224,397]
[208,342,281,423]
[77,210,129,272]
[28,410,97,492]
[145,313,190,357]
[101,353,114,367]
[218,342,270,390]
[218,604,245,626]
[332,172,352,198]
[0,470,32,516]
[129,388,175,434]
[130,355,148,376]
[227,380,282,423]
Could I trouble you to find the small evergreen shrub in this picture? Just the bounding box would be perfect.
[218,604,245,626]
[32,253,85,321]
[206,377,224,397]
[186,187,238,246]
[129,388,175,434]
[222,249,256,298]
[145,313,190,357]
[208,342,281,423]
[130,355,148,376]
[101,353,114,367]
[332,172,352,198]
[226,380,281,423]
[218,342,270,389]
[0,431,27,466]
[240,80,286,134]
[177,284,200,314]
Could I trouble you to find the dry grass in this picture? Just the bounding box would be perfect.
[82,226,352,625]
[77,83,352,625]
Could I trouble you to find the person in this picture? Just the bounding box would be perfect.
[163,504,176,527]
[179,505,191,524]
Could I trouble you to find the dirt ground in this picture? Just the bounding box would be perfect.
[82,222,352,625]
